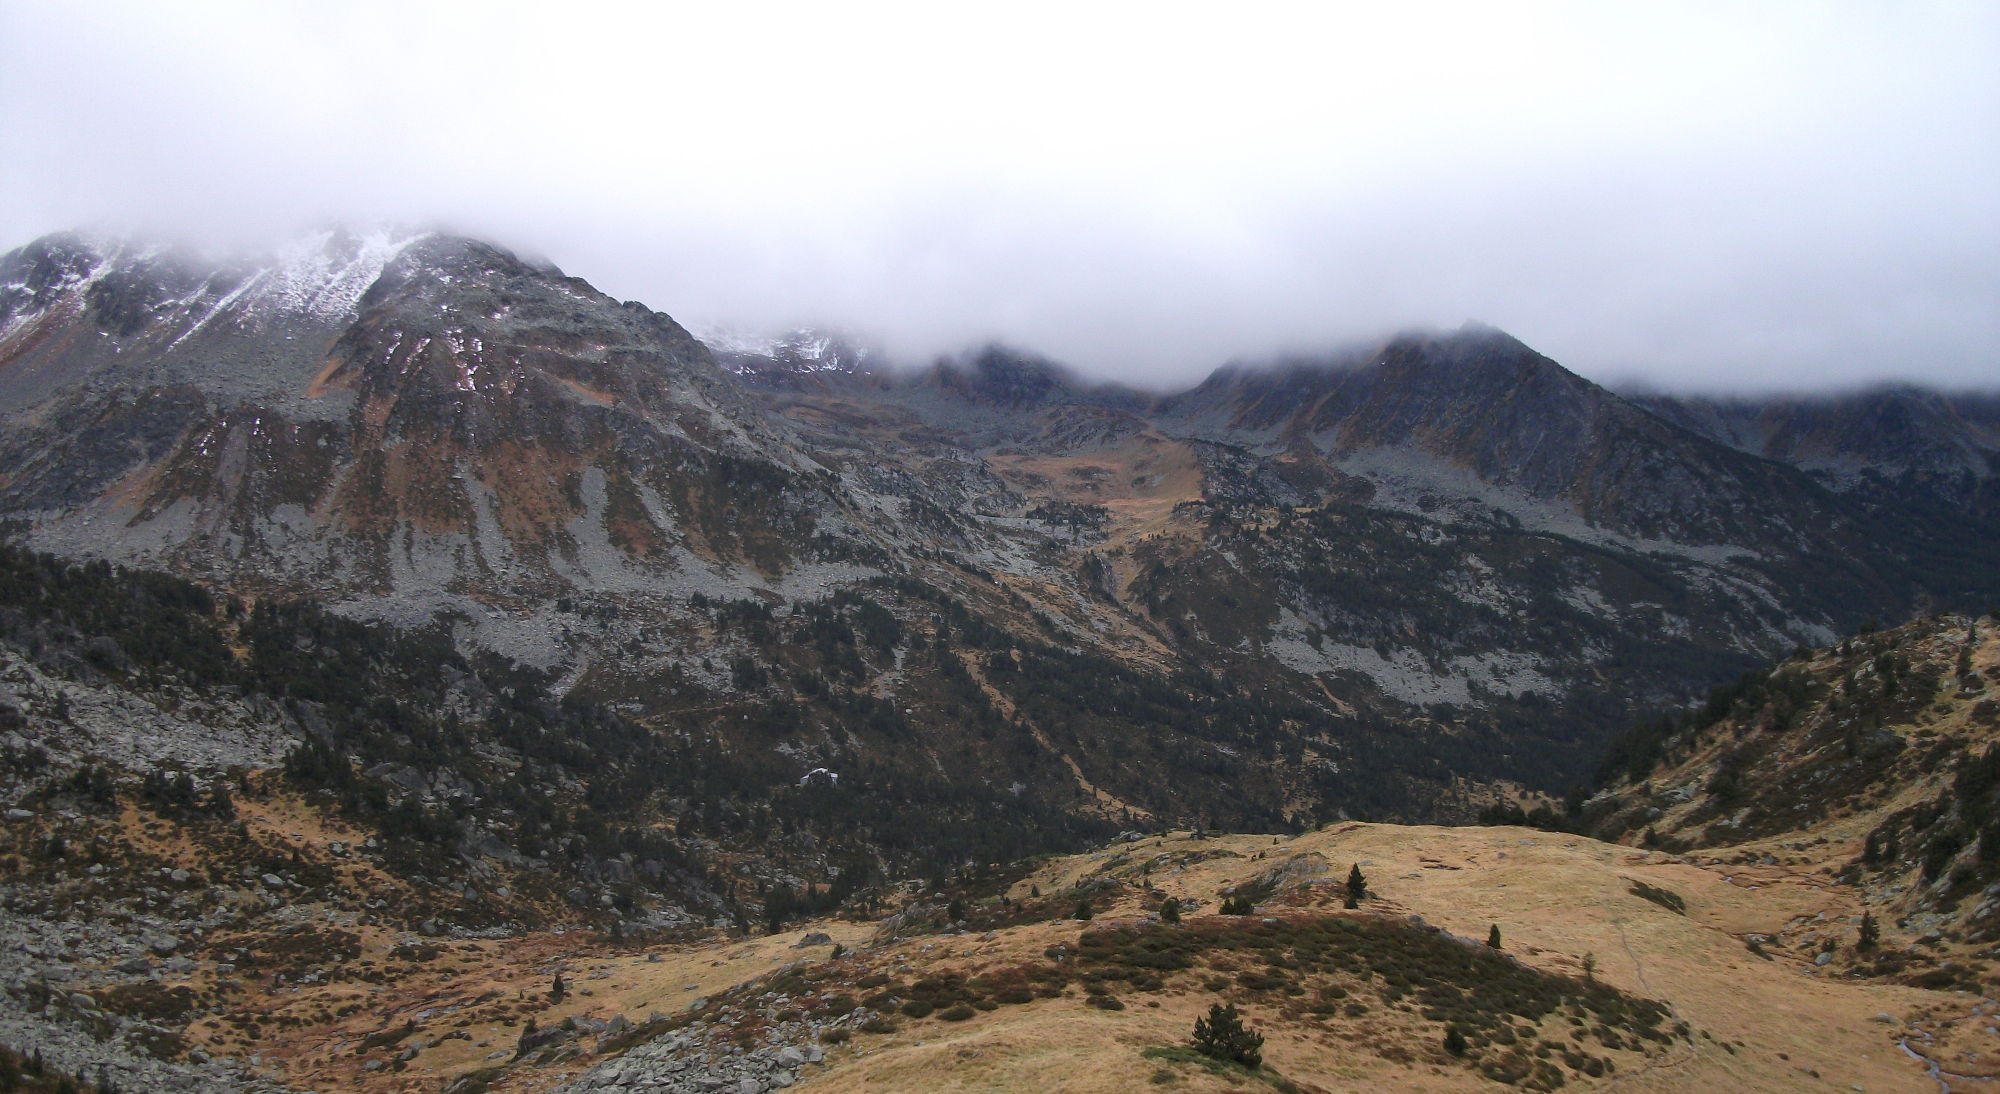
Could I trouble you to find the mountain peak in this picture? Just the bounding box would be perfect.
[0,225,442,358]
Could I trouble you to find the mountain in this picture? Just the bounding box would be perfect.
[0,229,856,648]
[4,227,2000,1093]
[3,226,1997,839]
[1634,385,2000,507]
[1161,326,1863,547]
[1632,385,2000,613]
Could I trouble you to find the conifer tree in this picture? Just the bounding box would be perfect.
[1487,924,1502,948]
[1858,911,1879,952]
[1160,896,1182,924]
[1344,863,1367,909]
[1190,1002,1263,1067]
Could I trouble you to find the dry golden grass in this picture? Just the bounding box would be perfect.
[984,429,1205,558]
[248,819,1975,1094]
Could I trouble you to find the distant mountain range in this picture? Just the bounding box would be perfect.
[3,226,1996,841]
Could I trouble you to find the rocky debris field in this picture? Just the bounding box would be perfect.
[552,1020,828,1094]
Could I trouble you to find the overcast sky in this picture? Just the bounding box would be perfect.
[2,1,1995,392]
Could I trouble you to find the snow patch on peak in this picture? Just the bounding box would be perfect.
[0,237,118,343]
[696,326,871,375]
[256,227,428,324]
[694,326,786,358]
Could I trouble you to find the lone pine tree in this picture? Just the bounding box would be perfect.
[1191,1002,1263,1068]
[1344,863,1368,909]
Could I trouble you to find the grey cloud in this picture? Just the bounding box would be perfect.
[2,2,1994,393]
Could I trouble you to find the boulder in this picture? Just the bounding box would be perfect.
[1250,851,1331,893]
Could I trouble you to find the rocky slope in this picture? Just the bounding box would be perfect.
[1582,613,2000,960]
[0,229,837,617]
